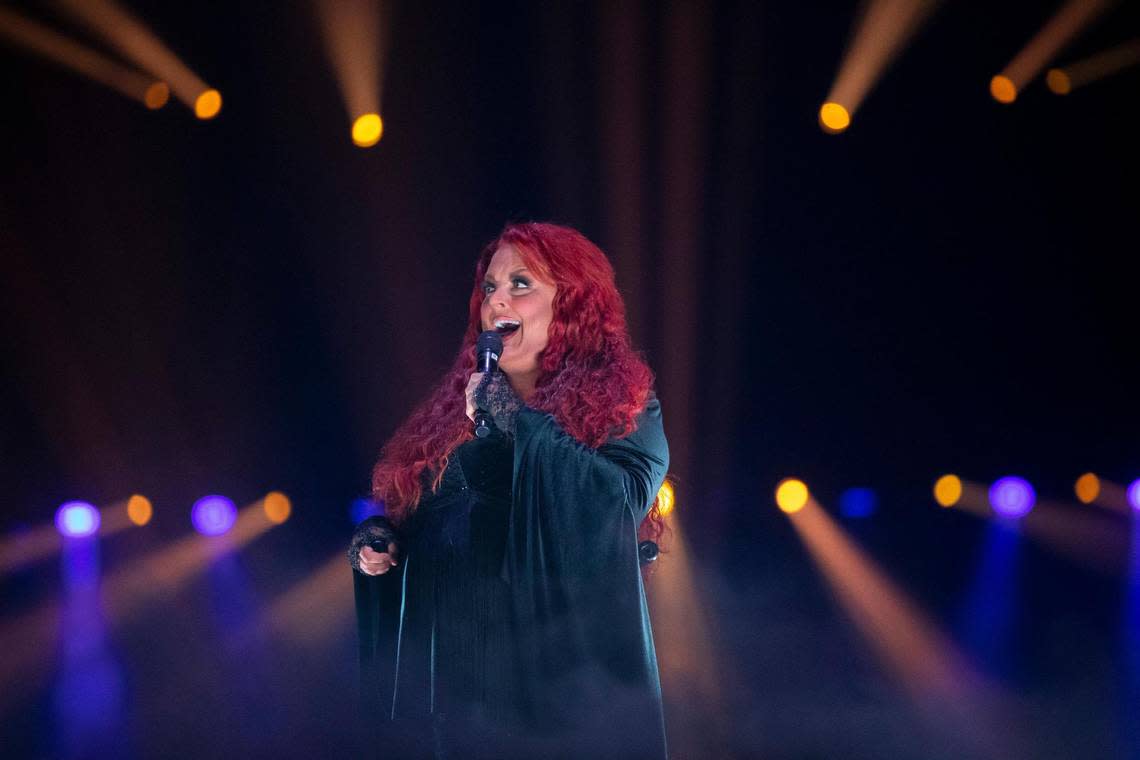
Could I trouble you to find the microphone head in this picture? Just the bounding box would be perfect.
[476,330,504,355]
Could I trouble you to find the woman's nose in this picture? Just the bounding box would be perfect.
[489,288,510,310]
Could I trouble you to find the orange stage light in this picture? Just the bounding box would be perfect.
[0,6,166,107]
[263,491,292,524]
[1074,473,1100,503]
[991,0,1114,103]
[819,102,851,133]
[1045,68,1073,94]
[989,75,1018,104]
[143,81,169,109]
[934,474,963,507]
[822,0,942,132]
[194,88,222,120]
[55,0,221,117]
[1047,37,1140,94]
[127,494,153,526]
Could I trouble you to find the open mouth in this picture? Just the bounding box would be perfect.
[493,317,521,337]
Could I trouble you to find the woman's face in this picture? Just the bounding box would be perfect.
[479,244,556,381]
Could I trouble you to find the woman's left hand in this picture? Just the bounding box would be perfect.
[464,372,485,421]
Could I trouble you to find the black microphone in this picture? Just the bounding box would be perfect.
[473,330,503,438]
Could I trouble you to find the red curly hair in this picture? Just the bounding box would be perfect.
[371,222,664,541]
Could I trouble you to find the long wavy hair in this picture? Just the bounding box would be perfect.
[371,222,664,542]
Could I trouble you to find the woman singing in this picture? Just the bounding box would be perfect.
[349,222,669,758]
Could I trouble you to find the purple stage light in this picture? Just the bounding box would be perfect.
[191,495,237,536]
[1128,479,1140,513]
[989,476,1035,518]
[55,501,100,538]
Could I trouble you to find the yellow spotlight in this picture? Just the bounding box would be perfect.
[352,113,383,147]
[989,75,1017,104]
[656,480,676,517]
[144,81,169,109]
[1074,472,1100,504]
[819,102,851,134]
[933,474,962,508]
[194,89,222,120]
[316,0,387,150]
[127,494,153,526]
[263,491,292,524]
[776,478,810,514]
[1045,68,1072,94]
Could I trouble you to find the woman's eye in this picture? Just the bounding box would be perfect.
[482,278,530,296]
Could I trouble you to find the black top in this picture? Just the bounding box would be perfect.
[353,399,669,758]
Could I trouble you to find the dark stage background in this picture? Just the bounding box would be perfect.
[2,1,1138,758]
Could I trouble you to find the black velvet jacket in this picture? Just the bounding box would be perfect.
[351,397,669,758]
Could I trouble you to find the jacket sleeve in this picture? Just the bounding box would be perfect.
[350,516,403,725]
[507,396,669,583]
[514,396,668,520]
[503,397,670,755]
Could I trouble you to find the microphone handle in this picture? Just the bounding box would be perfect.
[477,349,498,374]
[473,409,493,438]
[473,346,498,436]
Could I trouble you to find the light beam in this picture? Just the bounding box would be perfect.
[785,497,1018,754]
[647,514,731,756]
[990,0,1115,103]
[1047,38,1140,94]
[54,0,221,117]
[0,503,280,715]
[0,6,167,107]
[821,0,941,132]
[315,0,388,147]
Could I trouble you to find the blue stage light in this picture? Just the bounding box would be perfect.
[350,497,383,525]
[840,487,878,518]
[191,495,237,536]
[55,501,100,538]
[989,476,1035,518]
